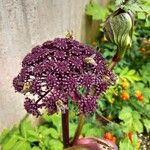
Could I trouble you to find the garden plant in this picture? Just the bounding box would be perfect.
[0,0,150,150]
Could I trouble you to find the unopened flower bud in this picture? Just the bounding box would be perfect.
[103,8,134,61]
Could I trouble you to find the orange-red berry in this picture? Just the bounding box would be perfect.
[121,92,130,100]
[134,90,144,102]
[104,132,116,143]
[104,132,113,140]
[135,90,142,97]
[137,95,144,101]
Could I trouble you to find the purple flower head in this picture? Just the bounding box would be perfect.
[13,38,115,116]
[55,61,70,73]
[24,98,41,117]
[54,51,67,60]
[69,56,83,70]
[42,96,57,115]
[13,75,24,92]
[78,74,96,88]
[78,95,97,114]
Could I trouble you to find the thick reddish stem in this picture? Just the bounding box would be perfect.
[62,109,70,148]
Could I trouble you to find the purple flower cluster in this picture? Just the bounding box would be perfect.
[13,38,115,116]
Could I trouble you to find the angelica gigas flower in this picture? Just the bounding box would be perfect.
[13,38,115,116]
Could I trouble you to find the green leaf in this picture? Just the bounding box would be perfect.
[125,3,143,12]
[132,133,139,147]
[0,128,10,144]
[49,128,59,139]
[82,123,92,135]
[69,123,77,137]
[119,138,134,150]
[145,104,150,114]
[19,116,34,138]
[49,139,63,150]
[38,125,48,133]
[32,146,41,150]
[42,136,51,148]
[40,128,52,136]
[123,0,150,14]
[39,142,47,150]
[134,82,145,90]
[42,112,51,123]
[143,119,150,132]
[0,127,18,144]
[119,67,141,83]
[115,0,124,6]
[119,107,143,133]
[42,113,61,132]
[130,99,150,119]
[26,130,39,142]
[143,88,150,100]
[132,111,143,133]
[137,12,146,19]
[39,127,59,139]
[11,141,31,150]
[85,2,108,21]
[140,63,150,84]
[97,100,107,111]
[119,107,132,120]
[84,127,104,137]
[2,134,18,150]
[145,17,150,27]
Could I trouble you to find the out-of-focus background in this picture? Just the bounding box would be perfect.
[0,0,107,131]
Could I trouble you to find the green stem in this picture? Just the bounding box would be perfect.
[62,109,70,148]
[70,114,86,146]
[108,61,117,70]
